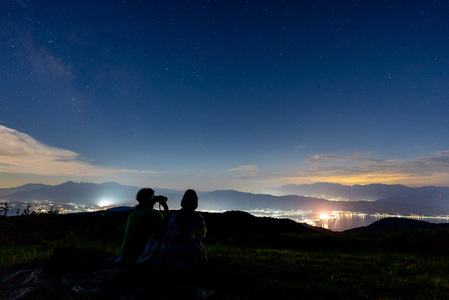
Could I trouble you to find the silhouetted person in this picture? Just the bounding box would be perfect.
[119,188,169,265]
[151,189,207,273]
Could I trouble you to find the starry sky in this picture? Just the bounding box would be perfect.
[1,0,448,192]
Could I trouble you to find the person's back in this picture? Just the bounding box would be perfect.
[151,189,207,272]
[119,188,169,265]
[120,207,164,264]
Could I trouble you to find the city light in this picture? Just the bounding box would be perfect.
[98,198,113,207]
[319,213,331,220]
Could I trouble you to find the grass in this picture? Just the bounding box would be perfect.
[205,244,449,299]
[0,239,121,273]
[0,213,123,272]
[0,245,54,271]
[2,213,449,299]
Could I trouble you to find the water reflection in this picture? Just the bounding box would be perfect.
[243,209,449,232]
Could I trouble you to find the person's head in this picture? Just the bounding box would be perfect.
[136,188,155,206]
[181,189,198,211]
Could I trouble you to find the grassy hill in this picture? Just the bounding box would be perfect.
[2,210,449,299]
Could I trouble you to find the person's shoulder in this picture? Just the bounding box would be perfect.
[193,211,205,221]
[127,207,138,216]
[134,207,162,218]
[149,209,165,219]
[166,211,178,221]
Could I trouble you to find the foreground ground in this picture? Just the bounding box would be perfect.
[1,210,449,299]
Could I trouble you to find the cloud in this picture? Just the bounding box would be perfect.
[408,151,449,173]
[287,151,449,187]
[307,152,373,163]
[307,154,338,162]
[0,125,152,177]
[228,164,259,172]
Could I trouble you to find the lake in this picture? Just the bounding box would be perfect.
[242,209,449,231]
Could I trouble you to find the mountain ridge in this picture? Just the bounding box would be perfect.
[271,182,449,206]
[1,181,449,215]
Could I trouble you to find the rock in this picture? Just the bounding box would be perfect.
[0,269,68,299]
[1,265,217,299]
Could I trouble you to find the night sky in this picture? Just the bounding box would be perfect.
[1,0,448,192]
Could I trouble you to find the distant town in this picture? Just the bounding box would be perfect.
[247,208,449,231]
[3,198,449,232]
[3,200,105,216]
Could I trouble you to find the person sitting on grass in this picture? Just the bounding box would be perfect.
[119,188,169,266]
[150,189,207,273]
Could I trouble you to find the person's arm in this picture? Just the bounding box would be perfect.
[200,219,207,238]
[159,197,170,218]
[194,214,207,240]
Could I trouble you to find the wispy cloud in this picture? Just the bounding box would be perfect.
[228,164,259,172]
[307,152,374,163]
[0,125,152,177]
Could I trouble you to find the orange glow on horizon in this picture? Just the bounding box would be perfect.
[282,172,449,188]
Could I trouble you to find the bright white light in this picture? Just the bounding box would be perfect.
[319,213,331,220]
[98,198,112,207]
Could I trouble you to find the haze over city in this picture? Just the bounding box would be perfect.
[1,0,448,192]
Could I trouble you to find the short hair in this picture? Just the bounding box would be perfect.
[136,188,155,203]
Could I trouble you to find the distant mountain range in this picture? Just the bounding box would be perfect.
[0,181,140,207]
[1,181,449,215]
[270,182,449,204]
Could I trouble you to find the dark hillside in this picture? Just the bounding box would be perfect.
[0,209,321,252]
[3,211,449,299]
[344,217,449,234]
[203,210,323,236]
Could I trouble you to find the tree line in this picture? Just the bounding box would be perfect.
[0,202,59,217]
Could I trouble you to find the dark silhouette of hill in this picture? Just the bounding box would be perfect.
[4,210,449,299]
[0,208,322,299]
[344,217,449,234]
[70,209,325,240]
[103,206,134,213]
[203,210,328,239]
